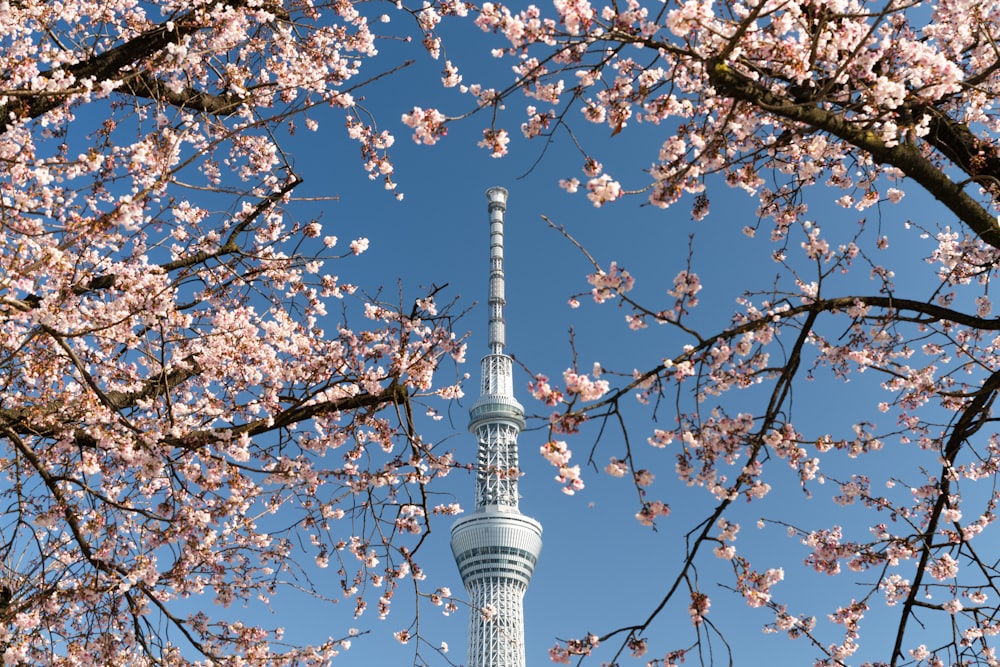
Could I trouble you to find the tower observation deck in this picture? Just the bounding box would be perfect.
[451,187,543,667]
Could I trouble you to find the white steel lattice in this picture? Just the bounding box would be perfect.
[452,187,542,667]
[466,578,528,667]
[475,422,520,509]
[481,355,515,396]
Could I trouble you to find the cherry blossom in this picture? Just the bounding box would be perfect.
[432,0,1000,644]
[401,106,448,145]
[0,1,481,664]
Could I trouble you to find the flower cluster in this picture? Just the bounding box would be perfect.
[562,368,610,401]
[587,261,635,303]
[529,373,565,405]
[540,440,585,494]
[401,106,448,145]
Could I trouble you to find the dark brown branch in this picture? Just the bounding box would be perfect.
[917,104,1000,190]
[0,380,408,454]
[101,357,203,411]
[167,383,409,449]
[0,0,260,131]
[160,173,303,272]
[583,294,1000,418]
[707,60,1000,250]
[889,368,1000,665]
[122,72,245,116]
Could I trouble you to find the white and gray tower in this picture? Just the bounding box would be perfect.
[451,187,543,667]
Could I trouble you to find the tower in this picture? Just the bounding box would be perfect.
[451,187,543,667]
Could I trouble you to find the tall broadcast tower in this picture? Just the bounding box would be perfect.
[451,187,543,667]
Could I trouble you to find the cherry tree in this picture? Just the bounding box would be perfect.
[401,0,1000,665]
[0,1,475,665]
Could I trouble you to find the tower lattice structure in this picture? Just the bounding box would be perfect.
[451,187,543,667]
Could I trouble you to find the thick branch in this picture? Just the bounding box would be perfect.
[101,358,203,411]
[167,383,410,449]
[122,72,245,116]
[0,381,408,452]
[917,104,1000,190]
[0,0,260,130]
[707,60,1000,250]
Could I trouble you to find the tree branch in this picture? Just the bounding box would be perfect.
[582,293,1000,418]
[889,368,1000,665]
[0,0,267,131]
[121,72,246,116]
[165,383,410,450]
[707,60,1000,250]
[0,380,408,454]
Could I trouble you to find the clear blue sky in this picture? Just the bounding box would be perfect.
[207,6,1000,666]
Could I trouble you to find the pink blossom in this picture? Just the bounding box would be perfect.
[441,60,463,87]
[648,429,675,448]
[635,500,670,526]
[530,374,565,405]
[350,237,370,255]
[943,599,964,614]
[560,177,580,193]
[634,469,655,486]
[586,174,622,206]
[522,105,554,138]
[563,368,610,401]
[605,457,628,477]
[540,440,572,467]
[401,107,448,145]
[587,261,635,302]
[665,0,714,37]
[553,0,595,34]
[927,553,959,581]
[556,464,585,494]
[689,592,711,626]
[713,544,736,560]
[478,128,511,157]
[667,270,702,304]
[583,156,602,176]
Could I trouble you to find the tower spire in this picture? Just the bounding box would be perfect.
[451,188,543,667]
[487,186,507,356]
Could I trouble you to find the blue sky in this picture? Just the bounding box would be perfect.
[279,143,942,664]
[172,5,1000,666]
